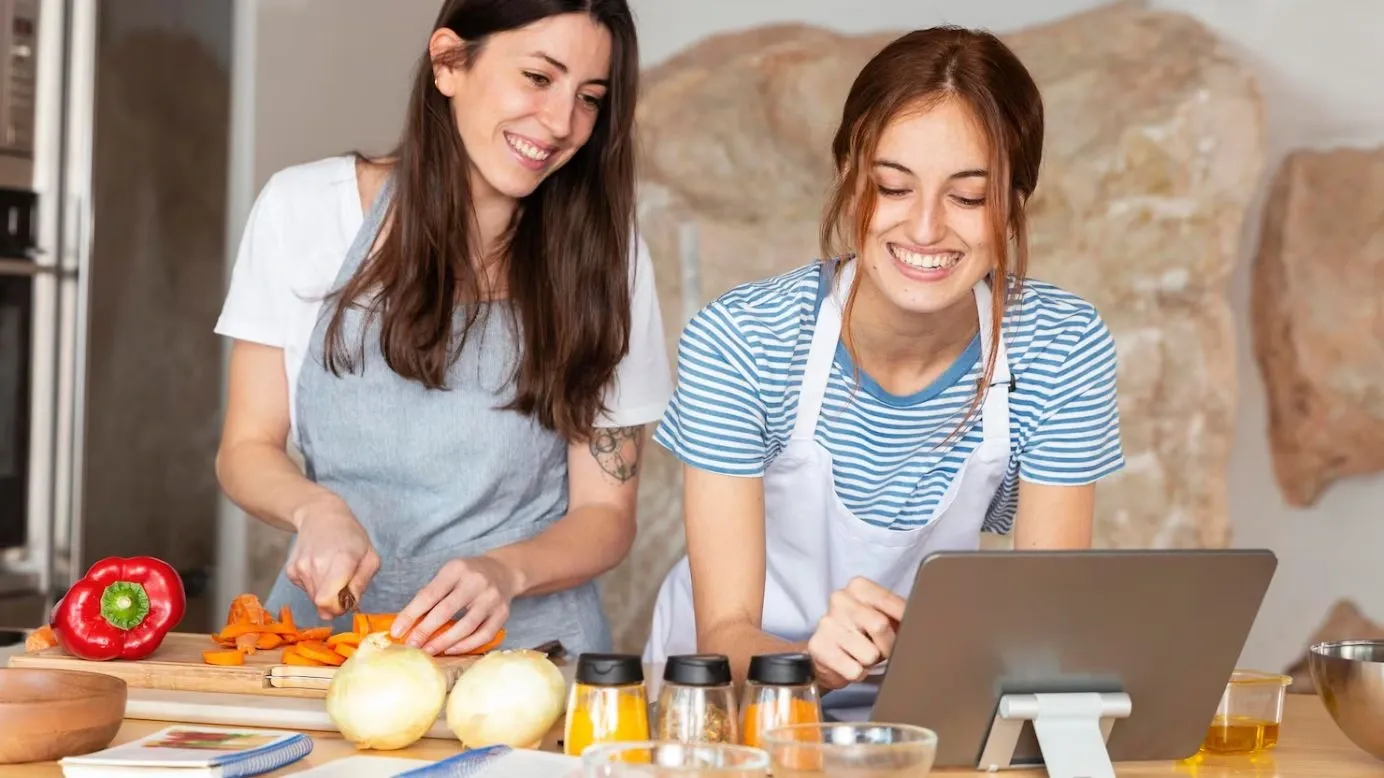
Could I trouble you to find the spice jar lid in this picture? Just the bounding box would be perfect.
[576,653,645,685]
[664,654,732,686]
[747,652,814,685]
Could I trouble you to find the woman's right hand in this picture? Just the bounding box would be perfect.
[286,496,381,620]
[806,576,907,691]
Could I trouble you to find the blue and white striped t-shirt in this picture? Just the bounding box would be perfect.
[652,260,1125,533]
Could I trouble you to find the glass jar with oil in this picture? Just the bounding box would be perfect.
[1200,669,1292,755]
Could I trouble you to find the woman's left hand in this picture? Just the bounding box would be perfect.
[392,555,519,655]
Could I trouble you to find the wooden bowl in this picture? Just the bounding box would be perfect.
[0,667,128,763]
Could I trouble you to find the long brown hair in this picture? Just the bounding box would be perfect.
[323,0,639,442]
[821,27,1043,436]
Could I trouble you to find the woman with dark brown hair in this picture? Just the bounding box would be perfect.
[214,0,670,657]
[647,27,1124,700]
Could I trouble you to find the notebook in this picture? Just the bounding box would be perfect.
[59,725,313,777]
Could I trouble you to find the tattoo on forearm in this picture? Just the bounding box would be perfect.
[589,426,645,484]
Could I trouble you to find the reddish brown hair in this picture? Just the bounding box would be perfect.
[821,27,1044,432]
[323,0,639,442]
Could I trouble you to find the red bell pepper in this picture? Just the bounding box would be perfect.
[51,556,186,661]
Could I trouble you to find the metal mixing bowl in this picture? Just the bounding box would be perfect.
[1309,639,1384,760]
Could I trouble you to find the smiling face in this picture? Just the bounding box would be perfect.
[433,13,613,203]
[856,94,997,318]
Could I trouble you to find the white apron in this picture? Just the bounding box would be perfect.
[644,259,1013,707]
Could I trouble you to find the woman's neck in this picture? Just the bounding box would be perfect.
[468,169,520,297]
[845,272,980,397]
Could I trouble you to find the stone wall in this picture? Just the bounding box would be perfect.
[598,1,1267,652]
[1251,146,1384,508]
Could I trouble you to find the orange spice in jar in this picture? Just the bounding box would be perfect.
[564,653,650,758]
[739,652,822,748]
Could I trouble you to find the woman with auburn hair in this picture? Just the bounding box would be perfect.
[646,27,1124,699]
[214,0,671,657]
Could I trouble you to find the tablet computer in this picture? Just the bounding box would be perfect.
[866,549,1277,772]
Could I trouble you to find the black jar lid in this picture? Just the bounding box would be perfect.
[664,654,732,686]
[747,652,815,685]
[576,653,645,685]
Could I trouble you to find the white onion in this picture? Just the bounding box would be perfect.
[325,632,448,750]
[446,648,568,749]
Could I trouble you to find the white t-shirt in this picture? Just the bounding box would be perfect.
[215,155,673,439]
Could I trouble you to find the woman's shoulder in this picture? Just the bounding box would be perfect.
[681,261,825,351]
[1003,276,1117,378]
[1005,277,1110,339]
[700,261,825,325]
[249,154,362,228]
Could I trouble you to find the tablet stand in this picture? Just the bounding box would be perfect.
[977,692,1132,778]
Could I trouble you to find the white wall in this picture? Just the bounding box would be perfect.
[630,0,1384,673]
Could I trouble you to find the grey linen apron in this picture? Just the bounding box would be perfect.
[264,177,613,655]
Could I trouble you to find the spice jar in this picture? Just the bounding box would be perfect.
[739,652,822,748]
[564,653,650,757]
[656,654,739,744]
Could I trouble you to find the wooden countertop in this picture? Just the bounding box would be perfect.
[7,693,1384,776]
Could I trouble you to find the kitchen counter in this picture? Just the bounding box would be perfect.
[8,693,1383,776]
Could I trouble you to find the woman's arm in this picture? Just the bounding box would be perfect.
[1005,305,1122,549]
[215,341,340,531]
[682,466,804,679]
[1012,481,1095,549]
[216,340,380,617]
[483,424,648,597]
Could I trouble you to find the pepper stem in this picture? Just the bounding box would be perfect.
[100,581,151,631]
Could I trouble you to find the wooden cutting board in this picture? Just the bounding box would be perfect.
[5,632,482,698]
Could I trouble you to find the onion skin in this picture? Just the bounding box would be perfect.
[446,648,568,749]
[325,632,448,750]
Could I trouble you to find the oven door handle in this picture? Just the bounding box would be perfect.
[0,258,72,277]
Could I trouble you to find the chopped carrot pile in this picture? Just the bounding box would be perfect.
[24,625,57,652]
[203,593,508,666]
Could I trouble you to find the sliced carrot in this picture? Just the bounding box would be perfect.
[227,594,271,626]
[283,652,326,667]
[255,632,283,650]
[336,643,357,658]
[234,632,260,655]
[366,614,396,634]
[278,604,295,632]
[352,613,370,635]
[295,627,331,642]
[25,626,57,652]
[216,622,264,640]
[203,649,245,666]
[295,642,346,666]
[326,631,361,649]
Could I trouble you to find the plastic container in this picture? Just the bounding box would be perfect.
[738,653,822,748]
[656,654,739,744]
[564,653,651,757]
[1199,669,1292,755]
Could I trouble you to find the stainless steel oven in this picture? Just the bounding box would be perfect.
[0,0,91,619]
[0,188,36,550]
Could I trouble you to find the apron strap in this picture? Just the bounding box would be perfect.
[974,277,1012,450]
[790,260,853,442]
[337,171,395,282]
